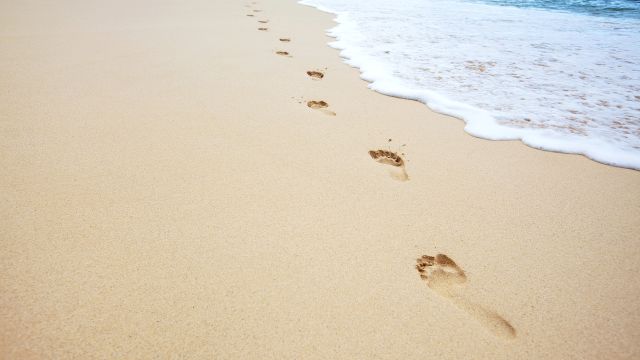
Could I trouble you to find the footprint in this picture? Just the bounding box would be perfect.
[307,70,324,80]
[416,254,517,339]
[258,20,269,23]
[279,38,291,42]
[368,149,409,181]
[246,14,255,17]
[306,100,336,116]
[307,100,328,109]
[258,28,268,31]
[253,9,261,12]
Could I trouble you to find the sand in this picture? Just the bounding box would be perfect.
[1,0,640,358]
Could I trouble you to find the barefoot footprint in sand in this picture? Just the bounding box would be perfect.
[306,100,336,116]
[368,146,409,181]
[307,70,324,80]
[416,254,516,339]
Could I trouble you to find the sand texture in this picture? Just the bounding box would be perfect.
[2,0,640,358]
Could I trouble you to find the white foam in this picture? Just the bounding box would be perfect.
[299,0,640,170]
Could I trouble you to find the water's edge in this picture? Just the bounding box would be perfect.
[298,0,640,171]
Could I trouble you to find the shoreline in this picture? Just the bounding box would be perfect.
[299,0,640,172]
[1,0,640,358]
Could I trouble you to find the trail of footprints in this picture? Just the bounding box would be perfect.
[246,2,337,117]
[245,2,518,341]
[248,2,412,180]
[416,254,517,339]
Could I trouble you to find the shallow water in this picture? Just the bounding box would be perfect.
[300,0,640,169]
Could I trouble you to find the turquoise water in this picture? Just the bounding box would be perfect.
[470,0,640,19]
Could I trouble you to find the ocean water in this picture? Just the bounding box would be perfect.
[299,0,640,169]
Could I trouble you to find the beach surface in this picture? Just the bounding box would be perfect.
[1,0,640,358]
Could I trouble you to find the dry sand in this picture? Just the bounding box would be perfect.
[1,0,640,358]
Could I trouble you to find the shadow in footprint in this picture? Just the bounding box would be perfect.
[307,70,324,80]
[279,38,291,42]
[275,51,290,57]
[307,100,327,109]
[258,28,268,31]
[368,149,409,181]
[246,14,255,17]
[258,20,269,23]
[416,254,517,340]
[307,100,336,116]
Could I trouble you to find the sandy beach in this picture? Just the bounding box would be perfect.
[2,0,640,358]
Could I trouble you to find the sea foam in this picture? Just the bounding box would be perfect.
[299,0,640,170]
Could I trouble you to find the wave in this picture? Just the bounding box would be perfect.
[299,0,640,170]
